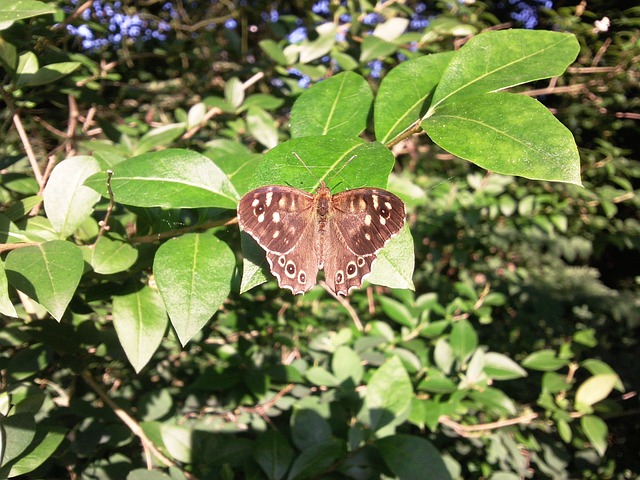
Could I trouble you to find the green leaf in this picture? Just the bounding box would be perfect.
[4,425,66,478]
[375,434,451,480]
[0,413,36,478]
[286,440,345,480]
[376,296,415,328]
[483,352,528,380]
[43,156,101,237]
[134,123,186,155]
[332,346,363,384]
[5,240,84,321]
[213,152,262,196]
[430,30,580,107]
[16,61,81,87]
[0,35,17,71]
[360,35,397,63]
[580,359,624,391]
[128,469,173,480]
[375,52,455,145]
[290,71,373,138]
[259,39,290,65]
[112,286,168,372]
[225,77,244,109]
[363,356,413,433]
[450,318,478,362]
[253,431,294,480]
[366,225,414,291]
[87,236,138,274]
[521,349,569,371]
[423,92,581,185]
[161,424,192,463]
[84,149,239,209]
[0,0,56,24]
[581,415,608,457]
[575,374,618,410]
[255,136,396,191]
[186,102,206,129]
[0,260,18,317]
[298,22,336,64]
[306,367,339,387]
[246,106,278,149]
[290,408,333,451]
[154,233,235,346]
[373,18,409,42]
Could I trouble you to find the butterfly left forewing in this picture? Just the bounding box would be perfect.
[238,185,314,254]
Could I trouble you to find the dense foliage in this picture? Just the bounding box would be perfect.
[1,1,638,479]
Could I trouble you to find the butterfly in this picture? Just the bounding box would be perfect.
[237,181,406,296]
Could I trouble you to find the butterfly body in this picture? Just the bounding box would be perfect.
[238,182,405,296]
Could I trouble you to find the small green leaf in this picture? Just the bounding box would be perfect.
[375,52,455,145]
[4,426,66,478]
[376,296,415,328]
[291,71,373,138]
[43,156,101,238]
[373,18,409,42]
[483,352,528,380]
[225,77,244,109]
[16,61,80,87]
[161,424,192,463]
[360,35,397,63]
[521,349,569,371]
[306,367,339,387]
[581,415,608,457]
[84,149,239,209]
[253,431,294,480]
[366,225,415,291]
[575,374,618,410]
[580,359,624,391]
[134,123,186,155]
[259,39,289,65]
[154,233,235,346]
[298,22,336,64]
[363,356,413,433]
[0,413,36,478]
[112,286,168,372]
[375,434,451,480]
[5,240,84,321]
[0,260,18,317]
[291,408,333,451]
[332,346,363,384]
[423,93,581,185]
[286,440,345,480]
[88,236,138,274]
[246,106,278,149]
[186,102,206,129]
[450,318,478,362]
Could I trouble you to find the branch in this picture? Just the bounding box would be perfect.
[439,412,539,438]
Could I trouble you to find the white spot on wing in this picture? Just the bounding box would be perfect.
[258,213,265,223]
[364,214,372,226]
[273,212,280,222]
[265,192,273,207]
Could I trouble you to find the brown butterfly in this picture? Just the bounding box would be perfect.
[237,181,406,296]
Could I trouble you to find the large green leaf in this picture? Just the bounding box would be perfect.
[253,431,294,480]
[581,415,608,457]
[5,240,84,321]
[86,236,138,275]
[286,439,346,480]
[154,233,235,346]
[255,136,396,191]
[449,318,478,362]
[0,0,56,24]
[84,149,238,209]
[291,71,373,138]
[2,424,66,478]
[43,156,101,238]
[16,61,81,87]
[430,30,580,108]
[112,286,168,372]
[375,434,451,480]
[366,225,414,291]
[423,92,581,185]
[0,413,36,478]
[375,52,454,145]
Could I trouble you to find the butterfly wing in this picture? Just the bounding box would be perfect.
[238,185,320,294]
[324,188,406,295]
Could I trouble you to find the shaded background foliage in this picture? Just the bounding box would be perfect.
[1,0,639,479]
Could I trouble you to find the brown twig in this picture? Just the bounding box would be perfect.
[95,170,115,244]
[439,412,539,438]
[12,112,44,188]
[81,371,180,471]
[320,281,364,331]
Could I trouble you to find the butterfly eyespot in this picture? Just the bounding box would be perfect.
[335,271,344,284]
[278,256,286,267]
[285,261,296,278]
[346,261,357,278]
[356,257,365,268]
[379,206,389,218]
[254,204,264,214]
[298,271,306,284]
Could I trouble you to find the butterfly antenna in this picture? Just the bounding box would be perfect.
[292,152,320,182]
